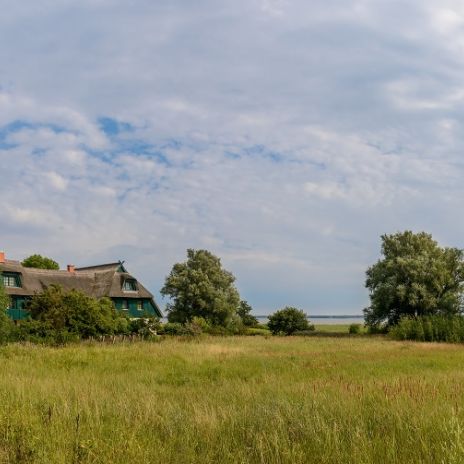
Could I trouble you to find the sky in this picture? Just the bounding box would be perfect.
[1,0,464,315]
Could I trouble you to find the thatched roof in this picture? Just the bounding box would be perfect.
[0,259,155,301]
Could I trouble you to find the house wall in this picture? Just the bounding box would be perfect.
[7,296,29,321]
[112,298,160,318]
[6,296,160,321]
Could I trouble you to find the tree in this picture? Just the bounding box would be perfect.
[237,300,259,327]
[364,231,464,328]
[25,285,127,338]
[161,249,241,326]
[268,307,309,335]
[22,254,59,270]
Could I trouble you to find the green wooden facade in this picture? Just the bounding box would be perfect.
[6,296,28,321]
[6,296,160,321]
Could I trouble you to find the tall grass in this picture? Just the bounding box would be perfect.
[390,315,464,342]
[0,337,464,462]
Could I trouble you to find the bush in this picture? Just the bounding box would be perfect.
[23,285,128,341]
[160,322,185,335]
[367,324,388,335]
[268,307,310,335]
[129,316,162,337]
[390,315,464,343]
[349,323,362,334]
[0,283,13,344]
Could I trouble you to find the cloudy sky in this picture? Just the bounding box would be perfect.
[1,0,463,315]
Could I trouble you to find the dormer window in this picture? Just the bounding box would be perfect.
[123,279,137,292]
[2,273,20,288]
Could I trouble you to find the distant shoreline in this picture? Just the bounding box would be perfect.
[255,315,363,319]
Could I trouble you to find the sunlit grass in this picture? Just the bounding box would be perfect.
[314,323,367,333]
[0,336,463,463]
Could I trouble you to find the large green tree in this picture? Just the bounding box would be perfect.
[364,231,464,327]
[161,249,241,326]
[22,254,60,270]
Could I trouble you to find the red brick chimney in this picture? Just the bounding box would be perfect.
[0,251,5,264]
[67,264,75,273]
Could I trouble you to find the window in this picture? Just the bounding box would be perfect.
[137,300,143,311]
[121,299,129,310]
[122,279,137,292]
[2,274,19,287]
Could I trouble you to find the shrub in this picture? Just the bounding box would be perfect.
[390,315,464,343]
[0,283,13,344]
[24,285,128,340]
[129,317,162,337]
[349,323,361,334]
[160,322,185,335]
[367,324,388,335]
[268,307,310,335]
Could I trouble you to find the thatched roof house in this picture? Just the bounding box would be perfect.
[0,252,162,320]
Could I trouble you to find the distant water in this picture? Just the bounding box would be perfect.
[255,315,364,325]
[160,315,365,325]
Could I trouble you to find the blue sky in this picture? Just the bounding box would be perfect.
[1,0,464,315]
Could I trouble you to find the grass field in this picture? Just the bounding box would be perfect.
[314,324,366,333]
[1,336,464,463]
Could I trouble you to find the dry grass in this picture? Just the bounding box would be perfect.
[0,336,463,463]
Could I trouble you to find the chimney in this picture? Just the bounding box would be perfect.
[67,264,75,273]
[0,251,5,264]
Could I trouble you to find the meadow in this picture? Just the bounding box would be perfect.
[1,336,464,463]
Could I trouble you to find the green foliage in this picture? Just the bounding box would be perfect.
[245,327,271,336]
[237,300,259,327]
[349,323,361,334]
[268,307,310,335]
[0,282,13,344]
[159,322,186,335]
[364,231,464,327]
[390,315,464,343]
[161,249,241,326]
[22,254,60,270]
[129,316,161,337]
[23,285,128,340]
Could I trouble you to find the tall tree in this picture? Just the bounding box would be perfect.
[161,249,241,326]
[364,231,464,327]
[22,254,60,270]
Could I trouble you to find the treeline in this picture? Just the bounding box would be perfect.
[3,229,464,344]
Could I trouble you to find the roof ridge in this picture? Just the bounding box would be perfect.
[75,262,120,271]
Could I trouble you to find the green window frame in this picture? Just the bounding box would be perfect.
[137,300,143,311]
[2,273,20,288]
[121,299,129,310]
[122,279,137,292]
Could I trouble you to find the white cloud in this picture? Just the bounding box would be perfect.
[1,0,464,313]
[46,172,68,191]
